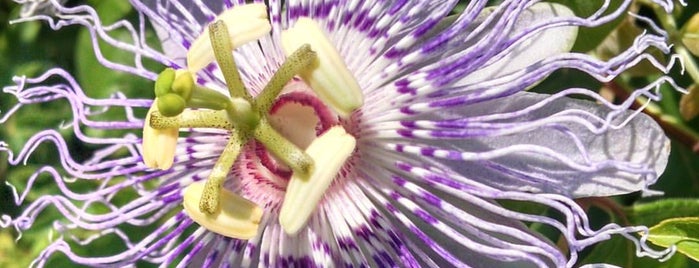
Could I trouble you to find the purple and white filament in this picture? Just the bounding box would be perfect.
[1,0,685,267]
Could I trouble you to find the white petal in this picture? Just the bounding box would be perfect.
[403,91,670,197]
[458,3,577,86]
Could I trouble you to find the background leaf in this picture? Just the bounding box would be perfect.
[549,0,627,52]
[628,199,699,227]
[75,0,155,99]
[648,217,699,262]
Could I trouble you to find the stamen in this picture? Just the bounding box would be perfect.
[142,102,178,170]
[254,118,314,179]
[255,44,316,114]
[209,20,252,101]
[281,18,364,118]
[279,126,356,235]
[199,132,248,214]
[149,110,233,129]
[183,180,263,239]
[187,3,271,73]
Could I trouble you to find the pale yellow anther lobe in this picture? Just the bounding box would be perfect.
[187,3,271,73]
[183,180,263,239]
[281,18,364,118]
[279,126,356,235]
[142,102,178,170]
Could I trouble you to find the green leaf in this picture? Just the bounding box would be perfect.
[531,68,602,95]
[18,20,41,43]
[595,18,665,77]
[581,236,633,267]
[580,234,695,267]
[87,0,131,24]
[75,20,138,98]
[628,199,699,227]
[73,0,161,139]
[549,0,627,52]
[653,141,699,198]
[633,250,690,268]
[648,217,699,262]
[74,0,159,99]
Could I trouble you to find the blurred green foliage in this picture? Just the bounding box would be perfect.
[0,0,159,266]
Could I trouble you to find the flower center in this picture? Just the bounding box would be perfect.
[268,80,338,150]
[142,4,363,239]
[262,83,339,176]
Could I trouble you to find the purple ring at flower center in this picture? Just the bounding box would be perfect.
[227,80,359,210]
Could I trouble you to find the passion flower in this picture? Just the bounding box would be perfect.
[2,1,682,267]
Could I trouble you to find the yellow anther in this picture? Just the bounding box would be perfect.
[279,126,356,235]
[183,180,263,239]
[281,18,364,118]
[187,3,272,73]
[142,101,178,170]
